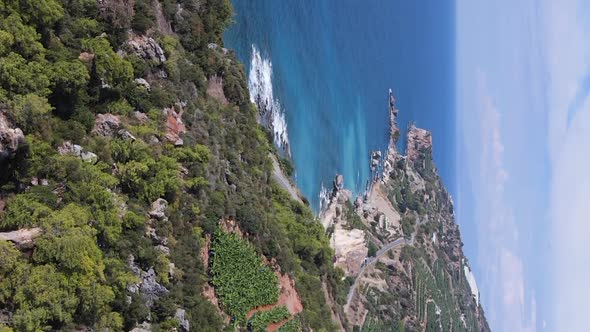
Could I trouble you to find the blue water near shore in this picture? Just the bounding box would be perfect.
[225,1,456,211]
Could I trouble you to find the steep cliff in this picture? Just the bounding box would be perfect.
[0,1,487,331]
[0,1,337,331]
[320,90,490,331]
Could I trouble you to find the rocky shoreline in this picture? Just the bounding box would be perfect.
[248,45,291,159]
[317,88,489,331]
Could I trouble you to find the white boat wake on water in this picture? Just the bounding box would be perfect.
[248,45,291,158]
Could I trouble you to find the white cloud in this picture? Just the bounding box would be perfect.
[549,97,590,331]
[473,71,537,332]
[543,0,590,330]
[544,0,590,158]
[500,249,537,332]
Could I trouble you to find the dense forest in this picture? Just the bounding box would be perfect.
[0,0,342,331]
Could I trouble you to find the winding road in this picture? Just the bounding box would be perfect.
[343,214,430,311]
[270,154,303,204]
[344,236,411,311]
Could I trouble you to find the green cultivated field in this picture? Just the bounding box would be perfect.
[210,230,279,325]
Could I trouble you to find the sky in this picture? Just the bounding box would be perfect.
[456,0,590,331]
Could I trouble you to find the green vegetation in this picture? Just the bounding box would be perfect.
[362,315,405,332]
[248,306,290,332]
[343,200,366,230]
[0,0,341,330]
[278,155,295,178]
[367,240,378,257]
[277,317,302,332]
[401,214,416,239]
[412,259,475,332]
[210,230,279,324]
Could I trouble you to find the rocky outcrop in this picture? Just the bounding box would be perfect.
[406,124,432,164]
[332,228,368,276]
[388,89,400,150]
[370,150,381,172]
[78,51,95,63]
[319,174,352,229]
[149,198,168,220]
[133,111,149,124]
[318,175,369,276]
[175,308,190,331]
[58,141,83,156]
[127,34,166,64]
[207,75,229,105]
[58,141,98,164]
[208,43,229,56]
[382,89,401,180]
[127,255,169,308]
[130,321,152,332]
[92,113,121,137]
[0,111,25,163]
[134,78,151,91]
[92,113,137,141]
[153,0,173,35]
[163,106,186,146]
[146,198,169,245]
[0,228,42,248]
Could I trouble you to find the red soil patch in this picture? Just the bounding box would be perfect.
[164,106,186,145]
[203,222,303,330]
[246,272,304,331]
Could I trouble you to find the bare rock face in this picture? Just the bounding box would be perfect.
[164,106,186,146]
[207,43,229,55]
[175,308,190,332]
[147,198,170,245]
[92,113,121,137]
[58,141,97,164]
[134,78,151,91]
[129,321,152,332]
[206,75,229,105]
[0,112,25,162]
[334,174,344,192]
[127,255,169,308]
[332,228,368,276]
[388,88,400,148]
[149,198,168,220]
[383,89,401,180]
[406,124,432,164]
[78,51,95,63]
[127,34,166,64]
[370,150,382,172]
[0,228,42,247]
[133,111,149,124]
[58,141,83,156]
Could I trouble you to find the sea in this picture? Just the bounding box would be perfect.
[225,0,456,212]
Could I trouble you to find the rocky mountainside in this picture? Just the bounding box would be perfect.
[0,0,487,331]
[0,1,338,331]
[319,90,490,331]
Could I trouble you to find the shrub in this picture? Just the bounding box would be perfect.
[6,94,52,133]
[249,306,291,332]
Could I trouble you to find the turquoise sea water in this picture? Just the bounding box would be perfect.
[225,0,456,211]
